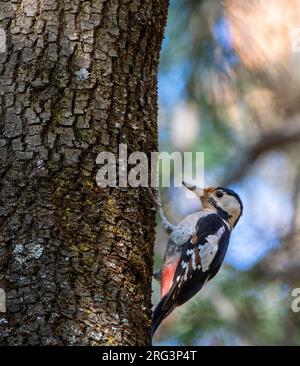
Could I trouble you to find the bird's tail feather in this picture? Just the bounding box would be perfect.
[151,295,175,341]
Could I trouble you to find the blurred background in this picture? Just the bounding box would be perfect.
[152,0,300,345]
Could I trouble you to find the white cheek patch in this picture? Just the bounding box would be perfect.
[199,226,225,272]
[219,196,241,219]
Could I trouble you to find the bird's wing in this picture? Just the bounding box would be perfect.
[152,213,230,337]
[163,213,230,309]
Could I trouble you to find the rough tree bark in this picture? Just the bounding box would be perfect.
[0,0,168,345]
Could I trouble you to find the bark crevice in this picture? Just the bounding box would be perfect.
[0,0,168,346]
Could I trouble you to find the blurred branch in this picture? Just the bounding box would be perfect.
[223,120,300,185]
[250,254,300,283]
[248,167,300,284]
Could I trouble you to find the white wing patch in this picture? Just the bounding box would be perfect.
[170,219,227,302]
[199,226,225,272]
[175,224,226,293]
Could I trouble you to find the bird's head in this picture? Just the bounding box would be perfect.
[182,181,243,229]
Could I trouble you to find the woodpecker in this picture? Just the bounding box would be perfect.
[150,182,243,339]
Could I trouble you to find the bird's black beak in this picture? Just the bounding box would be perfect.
[182,180,205,198]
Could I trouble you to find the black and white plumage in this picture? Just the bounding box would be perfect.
[151,184,243,340]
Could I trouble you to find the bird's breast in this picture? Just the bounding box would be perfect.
[169,210,214,246]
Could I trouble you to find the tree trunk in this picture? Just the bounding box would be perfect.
[0,0,168,346]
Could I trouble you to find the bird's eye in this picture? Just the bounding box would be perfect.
[216,191,223,198]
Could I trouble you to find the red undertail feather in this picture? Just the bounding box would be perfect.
[161,261,179,298]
